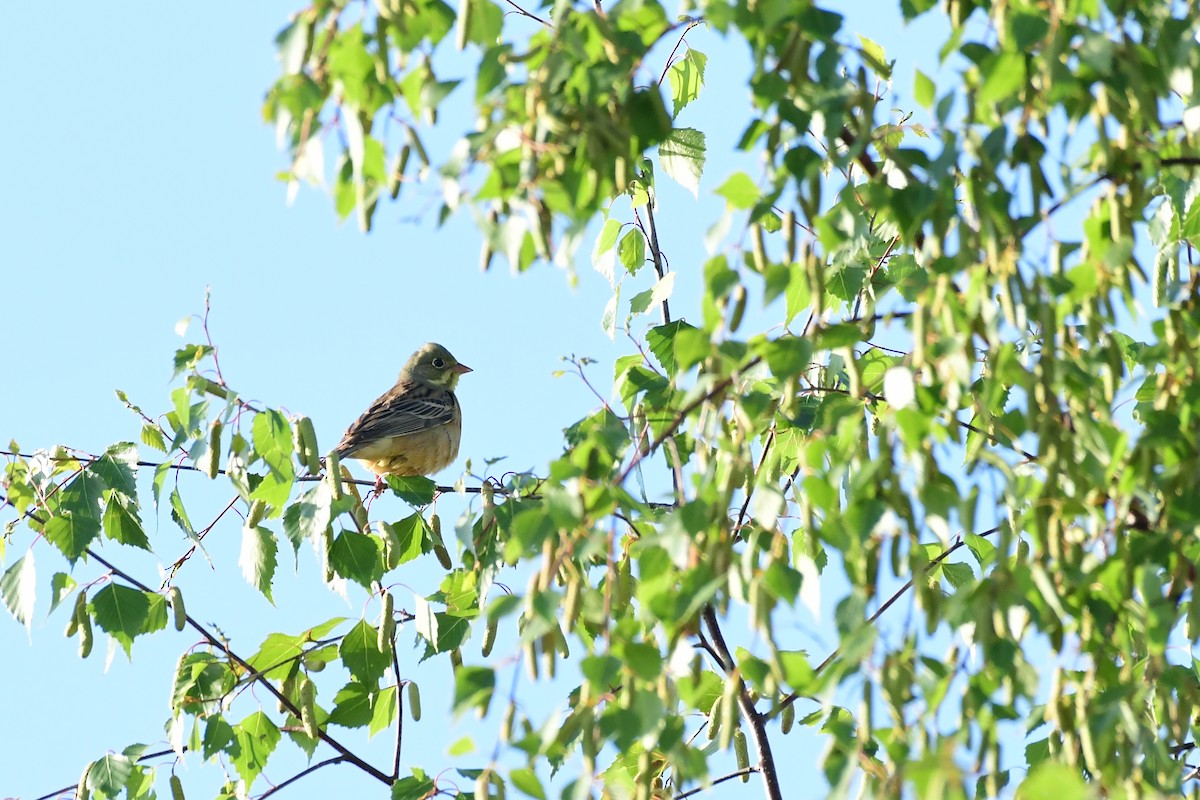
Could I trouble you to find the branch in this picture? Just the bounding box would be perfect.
[701,607,783,800]
[789,386,1037,465]
[615,358,762,486]
[656,18,704,86]
[0,449,530,497]
[81,548,393,785]
[34,749,183,800]
[257,756,347,800]
[640,198,671,325]
[673,766,759,799]
[770,524,1002,719]
[732,429,775,537]
[499,0,550,26]
[391,632,404,779]
[163,494,240,586]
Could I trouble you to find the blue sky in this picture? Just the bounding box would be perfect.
[0,2,977,799]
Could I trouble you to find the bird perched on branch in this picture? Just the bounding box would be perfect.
[334,343,471,487]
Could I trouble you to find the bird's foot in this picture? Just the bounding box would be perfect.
[364,475,386,511]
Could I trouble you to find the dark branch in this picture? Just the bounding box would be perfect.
[499,0,550,26]
[701,607,783,800]
[258,757,347,800]
[673,767,759,799]
[0,449,524,497]
[81,548,393,785]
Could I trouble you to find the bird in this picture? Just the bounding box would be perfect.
[334,343,471,488]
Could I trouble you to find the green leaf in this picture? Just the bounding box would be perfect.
[1,553,36,633]
[330,530,384,588]
[630,273,676,316]
[674,324,712,370]
[392,773,438,800]
[778,650,814,693]
[327,681,374,728]
[141,423,167,453]
[618,228,647,275]
[251,409,296,507]
[977,52,1026,108]
[619,642,663,682]
[340,619,390,685]
[659,127,706,197]
[941,562,974,590]
[913,69,934,108]
[385,475,437,505]
[510,767,547,800]
[756,337,814,378]
[172,344,213,378]
[203,716,236,760]
[965,532,997,569]
[43,512,101,563]
[827,263,867,302]
[887,254,928,302]
[453,665,495,717]
[240,525,278,602]
[1017,762,1088,800]
[282,482,333,554]
[667,49,707,115]
[232,710,281,788]
[49,571,76,615]
[91,584,151,656]
[592,218,623,282]
[857,35,890,77]
[715,171,758,209]
[814,322,866,349]
[247,632,306,680]
[86,754,134,796]
[678,669,721,712]
[382,514,426,568]
[646,320,700,375]
[448,736,475,756]
[92,443,138,497]
[103,495,150,551]
[369,685,398,737]
[762,562,802,602]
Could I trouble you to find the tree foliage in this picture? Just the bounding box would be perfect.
[9,0,1200,798]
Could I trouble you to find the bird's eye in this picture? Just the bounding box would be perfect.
[432,357,446,369]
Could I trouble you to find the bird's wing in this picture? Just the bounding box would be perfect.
[336,383,458,456]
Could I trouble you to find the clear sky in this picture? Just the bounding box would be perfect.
[0,3,965,799]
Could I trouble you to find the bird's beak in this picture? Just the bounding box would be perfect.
[454,363,473,375]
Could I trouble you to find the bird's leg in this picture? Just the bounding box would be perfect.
[364,475,386,510]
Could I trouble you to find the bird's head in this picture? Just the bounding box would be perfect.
[404,343,472,389]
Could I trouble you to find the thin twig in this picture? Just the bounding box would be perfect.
[771,524,1002,719]
[163,494,240,586]
[615,360,760,485]
[673,767,760,799]
[258,757,347,800]
[0,449,528,497]
[733,429,775,537]
[657,17,705,85]
[392,636,404,779]
[499,0,550,26]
